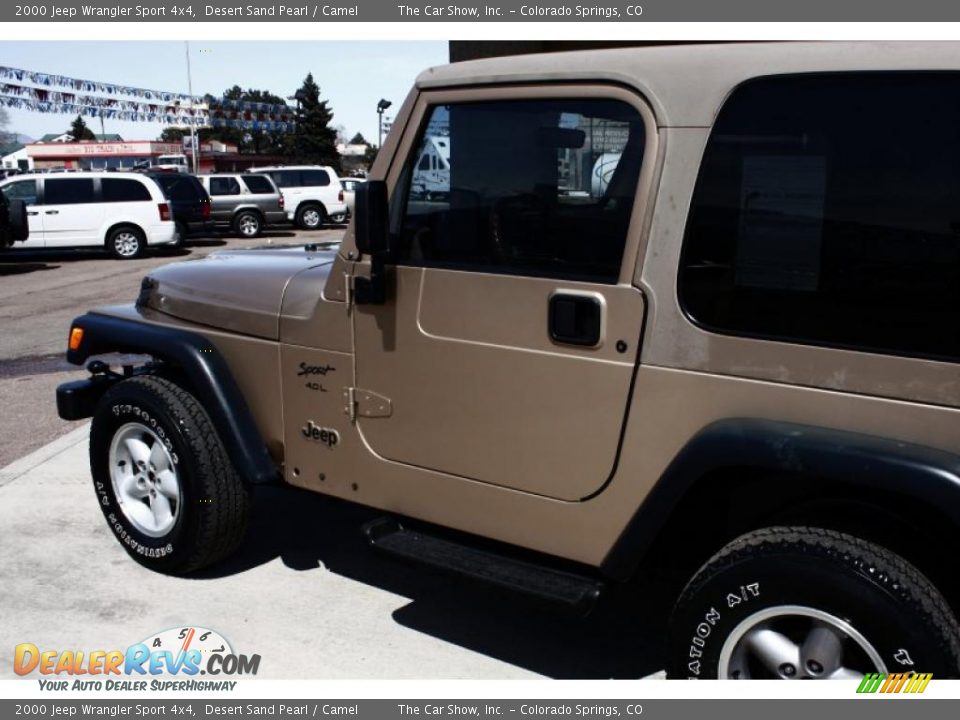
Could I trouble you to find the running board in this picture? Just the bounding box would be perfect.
[363,518,604,615]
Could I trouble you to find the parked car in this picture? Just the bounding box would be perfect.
[145,173,213,246]
[58,43,960,679]
[338,177,365,221]
[249,165,347,229]
[150,154,190,173]
[0,171,175,258]
[198,173,286,238]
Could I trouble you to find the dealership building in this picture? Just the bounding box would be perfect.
[24,139,183,171]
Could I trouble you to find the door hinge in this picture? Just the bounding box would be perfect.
[344,271,355,312]
[343,387,392,423]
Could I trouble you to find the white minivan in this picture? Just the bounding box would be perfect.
[0,171,177,259]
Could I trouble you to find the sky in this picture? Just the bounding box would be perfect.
[0,41,449,145]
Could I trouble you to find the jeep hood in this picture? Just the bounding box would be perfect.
[139,246,337,339]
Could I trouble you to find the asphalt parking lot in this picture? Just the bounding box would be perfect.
[0,226,665,680]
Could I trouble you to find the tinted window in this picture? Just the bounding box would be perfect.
[1,179,38,205]
[209,177,242,196]
[680,73,960,362]
[241,175,275,194]
[102,178,151,203]
[44,178,95,205]
[150,175,206,202]
[268,170,300,188]
[301,169,330,187]
[395,99,645,283]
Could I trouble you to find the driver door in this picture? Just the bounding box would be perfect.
[352,85,655,502]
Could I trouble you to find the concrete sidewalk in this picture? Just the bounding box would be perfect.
[0,429,663,680]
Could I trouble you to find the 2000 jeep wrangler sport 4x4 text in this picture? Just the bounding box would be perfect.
[57,43,960,680]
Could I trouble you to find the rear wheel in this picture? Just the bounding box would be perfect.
[233,210,262,238]
[89,376,250,573]
[667,527,960,679]
[106,226,145,259]
[296,204,325,230]
[328,211,347,224]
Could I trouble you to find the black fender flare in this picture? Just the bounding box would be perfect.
[601,418,960,580]
[64,312,278,485]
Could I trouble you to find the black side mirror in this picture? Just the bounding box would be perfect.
[353,180,389,305]
[354,180,389,256]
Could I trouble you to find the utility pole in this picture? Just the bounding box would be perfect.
[185,41,198,174]
[377,99,392,147]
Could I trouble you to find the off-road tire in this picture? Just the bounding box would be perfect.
[106,225,146,259]
[296,203,325,230]
[89,376,250,573]
[667,527,960,679]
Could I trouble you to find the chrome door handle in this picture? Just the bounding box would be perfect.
[45,210,59,215]
[27,211,39,216]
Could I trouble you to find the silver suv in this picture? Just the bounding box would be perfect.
[249,165,347,229]
[198,173,286,238]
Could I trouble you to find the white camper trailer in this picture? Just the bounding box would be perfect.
[411,135,451,199]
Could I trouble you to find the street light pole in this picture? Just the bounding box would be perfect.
[184,41,198,174]
[377,98,392,148]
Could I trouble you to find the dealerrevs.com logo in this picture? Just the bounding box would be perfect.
[14,626,260,691]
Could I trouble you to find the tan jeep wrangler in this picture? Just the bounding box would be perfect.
[57,42,960,680]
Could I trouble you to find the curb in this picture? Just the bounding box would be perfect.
[0,422,90,487]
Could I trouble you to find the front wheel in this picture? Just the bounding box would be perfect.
[89,376,250,573]
[667,527,960,679]
[296,204,325,230]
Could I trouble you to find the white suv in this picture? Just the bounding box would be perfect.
[249,165,347,229]
[0,171,176,259]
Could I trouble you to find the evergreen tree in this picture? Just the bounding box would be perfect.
[214,85,291,154]
[158,127,187,143]
[292,73,340,168]
[349,132,369,145]
[69,114,96,141]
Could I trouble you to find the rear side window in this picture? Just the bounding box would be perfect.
[241,175,275,194]
[301,169,330,187]
[267,170,300,188]
[680,73,960,362]
[102,178,151,203]
[209,177,242,196]
[44,178,96,205]
[152,175,205,202]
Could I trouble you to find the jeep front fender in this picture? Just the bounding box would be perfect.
[61,312,278,486]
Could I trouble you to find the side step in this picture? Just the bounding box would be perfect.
[363,518,604,616]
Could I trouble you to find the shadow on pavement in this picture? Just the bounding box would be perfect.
[1,247,195,263]
[0,261,60,276]
[202,484,666,679]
